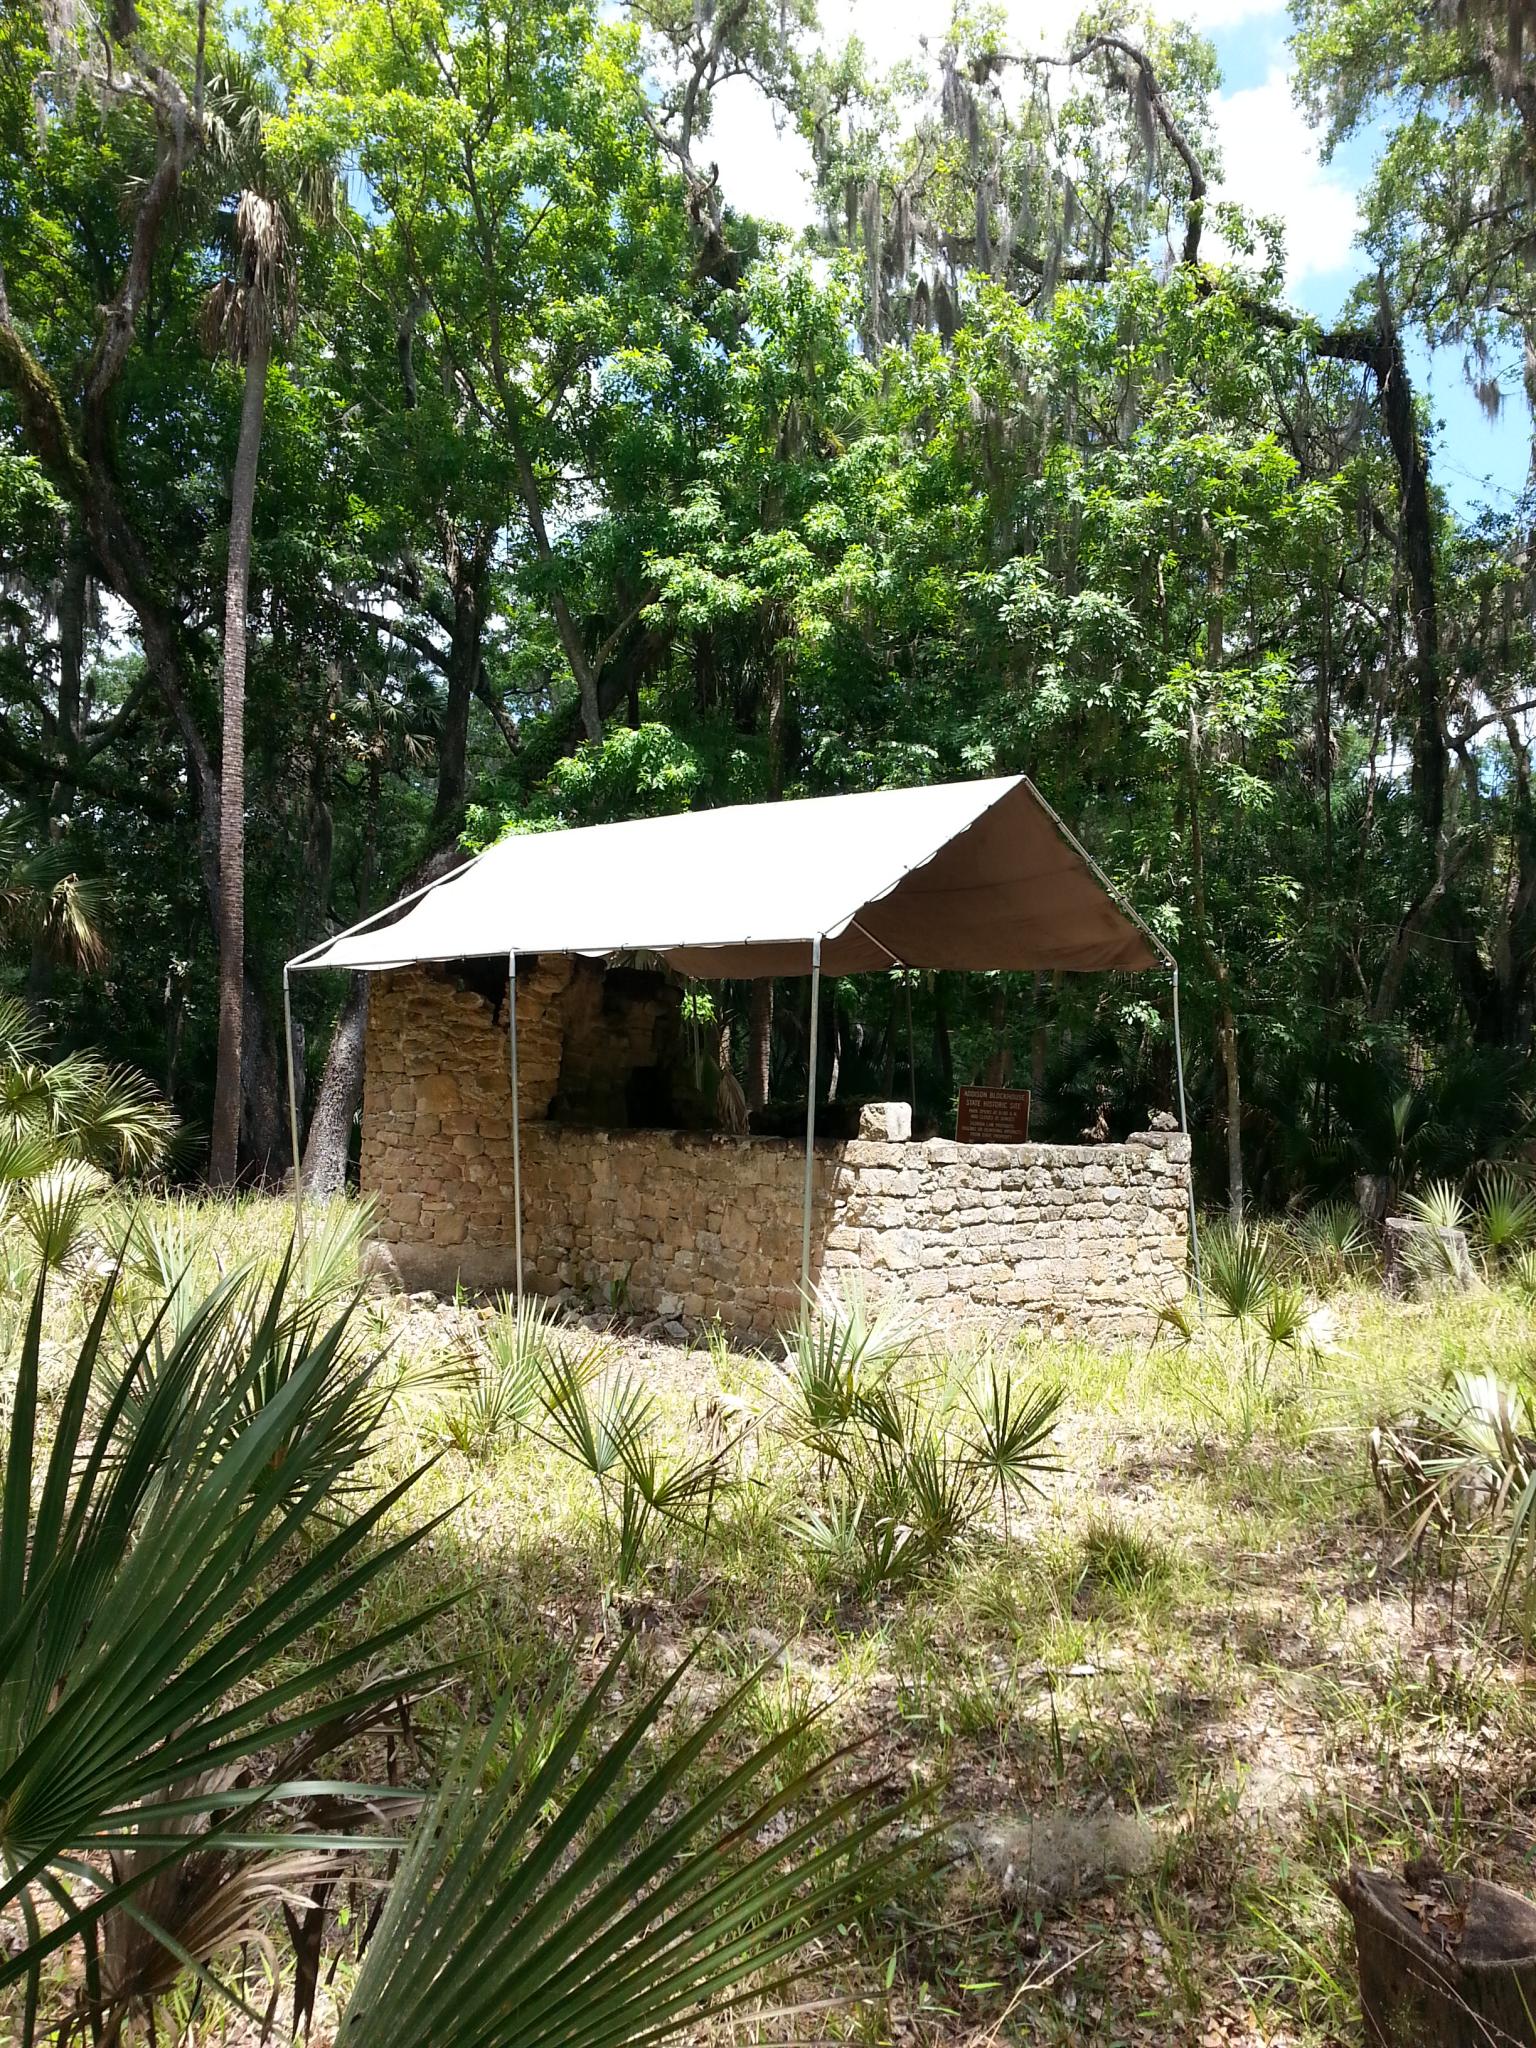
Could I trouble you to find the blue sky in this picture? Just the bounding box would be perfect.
[701,0,1531,522]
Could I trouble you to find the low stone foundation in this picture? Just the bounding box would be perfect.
[361,965,1190,1340]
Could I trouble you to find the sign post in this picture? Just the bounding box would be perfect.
[956,1085,1032,1144]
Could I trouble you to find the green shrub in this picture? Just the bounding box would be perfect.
[777,1293,1062,1594]
[442,1292,556,1459]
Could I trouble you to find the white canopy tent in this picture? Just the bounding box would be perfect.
[286,775,1191,1296]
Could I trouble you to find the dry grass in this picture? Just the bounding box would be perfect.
[8,1194,1536,2046]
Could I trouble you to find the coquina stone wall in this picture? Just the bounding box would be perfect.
[361,964,1191,1339]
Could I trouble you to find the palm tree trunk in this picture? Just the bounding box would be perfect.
[208,318,270,1186]
[747,979,773,1111]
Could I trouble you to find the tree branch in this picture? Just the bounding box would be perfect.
[0,715,176,818]
[1034,34,1208,264]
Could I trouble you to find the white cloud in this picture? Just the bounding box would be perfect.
[708,78,818,233]
[1208,67,1361,288]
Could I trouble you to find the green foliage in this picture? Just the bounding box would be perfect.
[1162,1221,1323,1438]
[333,1642,916,2048]
[1293,1200,1369,1288]
[0,1238,924,2042]
[1373,1361,1536,1624]
[1295,0,1535,381]
[0,1250,449,2032]
[442,1293,556,1460]
[778,1280,921,1462]
[962,1346,1065,1543]
[779,1292,1063,1594]
[1473,1170,1536,1264]
[0,996,173,1178]
[533,1331,729,1582]
[0,0,1533,1212]
[1404,1179,1469,1237]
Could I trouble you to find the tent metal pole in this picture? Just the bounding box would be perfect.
[801,937,822,1301]
[904,971,917,1114]
[1171,963,1203,1297]
[508,952,524,1307]
[283,967,306,1257]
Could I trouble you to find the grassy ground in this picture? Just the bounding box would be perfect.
[11,1194,1536,2045]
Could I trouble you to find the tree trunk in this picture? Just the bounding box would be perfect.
[1216,1002,1242,1222]
[209,317,270,1186]
[432,531,487,833]
[301,973,370,1197]
[1,190,290,1146]
[1030,973,1049,1098]
[984,981,1012,1086]
[748,979,773,1110]
[934,975,953,1103]
[1184,654,1242,1220]
[241,973,288,1178]
[27,527,89,1007]
[299,842,467,1194]
[747,706,787,1116]
[1337,1864,1536,2046]
[501,415,604,742]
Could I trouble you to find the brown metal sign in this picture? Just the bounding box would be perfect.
[955,1085,1032,1144]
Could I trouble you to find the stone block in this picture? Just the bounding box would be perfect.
[858,1101,912,1143]
[419,1072,462,1114]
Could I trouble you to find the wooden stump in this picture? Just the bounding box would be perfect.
[1338,1864,1536,2045]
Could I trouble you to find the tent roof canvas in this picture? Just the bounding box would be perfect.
[292,774,1164,979]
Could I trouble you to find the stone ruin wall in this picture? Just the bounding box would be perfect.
[361,965,1191,1340]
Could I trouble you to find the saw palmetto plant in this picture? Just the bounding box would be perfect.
[442,1291,558,1460]
[533,1338,733,1582]
[1472,1168,1536,1270]
[782,1306,1063,1594]
[1292,1199,1369,1288]
[962,1355,1064,1544]
[1,1254,922,2042]
[1157,1222,1320,1439]
[0,1254,450,2044]
[334,1643,919,2048]
[0,997,175,1282]
[777,1279,923,1470]
[0,808,108,976]
[1370,1364,1536,1625]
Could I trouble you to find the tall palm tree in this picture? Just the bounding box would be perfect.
[202,192,297,1185]
[204,190,297,1186]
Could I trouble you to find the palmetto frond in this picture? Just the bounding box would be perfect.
[0,991,173,1180]
[18,1160,104,1268]
[1405,1178,1469,1237]
[202,191,297,360]
[963,1362,1063,1510]
[0,994,47,1068]
[63,1060,177,1173]
[334,1643,919,2048]
[1201,1223,1280,1322]
[0,813,108,973]
[1474,1168,1536,1260]
[0,1253,450,2011]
